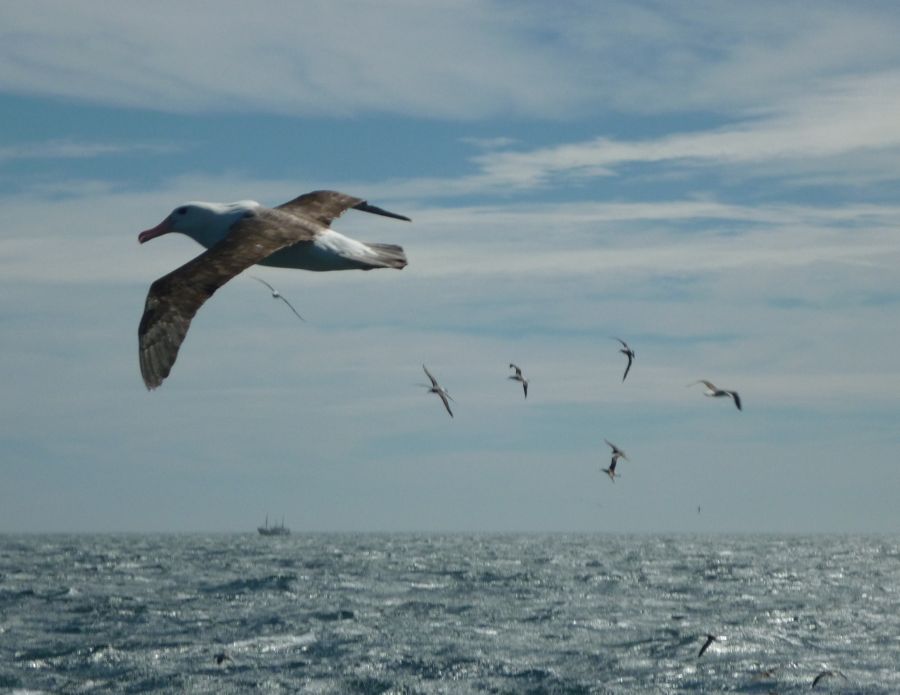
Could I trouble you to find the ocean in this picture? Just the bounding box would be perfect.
[0,534,897,693]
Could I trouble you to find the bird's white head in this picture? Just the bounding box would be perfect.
[138,201,260,248]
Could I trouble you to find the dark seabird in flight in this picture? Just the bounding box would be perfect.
[137,190,410,389]
[605,439,629,465]
[614,337,635,381]
[689,380,742,411]
[214,651,232,665]
[422,364,454,418]
[508,363,528,398]
[602,456,619,482]
[250,275,305,321]
[697,633,717,657]
[812,669,848,689]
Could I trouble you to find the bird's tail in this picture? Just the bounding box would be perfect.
[362,242,407,270]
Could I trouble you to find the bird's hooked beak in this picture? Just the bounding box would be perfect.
[138,218,172,244]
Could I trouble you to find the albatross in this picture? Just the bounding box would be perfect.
[601,456,619,482]
[614,338,635,382]
[605,438,629,465]
[137,190,410,389]
[421,364,454,418]
[689,380,742,411]
[508,363,528,399]
[250,275,305,322]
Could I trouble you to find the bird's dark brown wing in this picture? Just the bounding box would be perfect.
[276,190,410,226]
[697,635,715,657]
[138,210,317,389]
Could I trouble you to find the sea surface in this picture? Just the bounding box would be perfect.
[0,534,897,693]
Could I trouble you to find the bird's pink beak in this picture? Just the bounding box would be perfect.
[138,218,172,244]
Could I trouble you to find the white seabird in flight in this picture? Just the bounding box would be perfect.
[422,364,454,418]
[508,363,528,399]
[689,380,742,411]
[250,276,305,322]
[137,190,410,389]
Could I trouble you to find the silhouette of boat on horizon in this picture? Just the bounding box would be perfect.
[257,515,290,536]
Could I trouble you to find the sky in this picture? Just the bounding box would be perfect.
[1,1,899,534]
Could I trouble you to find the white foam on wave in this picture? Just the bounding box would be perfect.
[229,631,317,653]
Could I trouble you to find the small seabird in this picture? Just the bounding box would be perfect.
[812,669,848,689]
[250,275,305,321]
[602,457,619,482]
[614,338,635,381]
[137,190,410,389]
[605,439,629,465]
[689,380,742,411]
[508,363,528,399]
[214,651,232,665]
[422,364,453,418]
[698,633,717,658]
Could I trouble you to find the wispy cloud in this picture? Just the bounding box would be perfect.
[0,1,582,118]
[4,2,900,122]
[0,140,177,164]
[460,71,900,190]
[459,136,519,151]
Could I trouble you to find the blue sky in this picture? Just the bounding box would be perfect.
[1,1,899,533]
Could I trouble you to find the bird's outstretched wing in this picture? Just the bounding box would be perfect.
[438,391,454,418]
[729,391,742,411]
[250,275,276,293]
[422,364,439,388]
[622,353,633,381]
[276,190,411,227]
[689,379,716,390]
[697,634,716,658]
[138,211,314,389]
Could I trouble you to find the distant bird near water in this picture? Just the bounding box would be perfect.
[137,190,410,389]
[614,338,635,381]
[508,363,528,398]
[689,380,742,411]
[697,633,718,657]
[250,276,305,321]
[421,364,454,418]
[812,669,848,689]
[601,439,628,482]
[214,651,232,665]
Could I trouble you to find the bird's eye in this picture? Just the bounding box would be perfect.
[176,207,188,215]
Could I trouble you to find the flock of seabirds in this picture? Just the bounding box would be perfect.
[138,190,844,688]
[136,189,743,477]
[136,189,741,482]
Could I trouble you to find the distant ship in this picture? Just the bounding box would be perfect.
[257,515,290,536]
